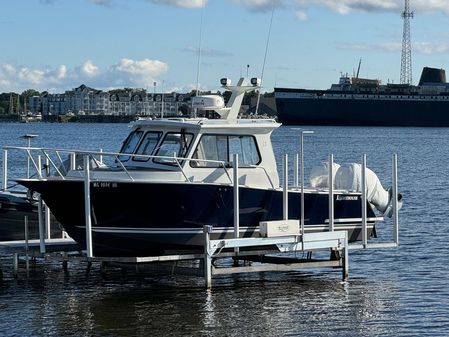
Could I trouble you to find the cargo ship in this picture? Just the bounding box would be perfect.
[274,67,449,126]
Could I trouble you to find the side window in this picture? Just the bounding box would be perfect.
[133,132,162,162]
[192,135,227,167]
[191,135,260,168]
[229,135,260,166]
[118,130,144,162]
[154,132,193,165]
[241,136,260,165]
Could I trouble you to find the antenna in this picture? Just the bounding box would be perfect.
[195,0,204,97]
[400,0,413,85]
[255,4,275,115]
[193,0,205,118]
[356,58,362,79]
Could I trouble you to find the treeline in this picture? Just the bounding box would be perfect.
[0,89,41,114]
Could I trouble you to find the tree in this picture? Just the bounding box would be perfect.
[21,89,40,98]
[0,93,15,115]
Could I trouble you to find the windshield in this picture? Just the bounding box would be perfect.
[153,131,193,165]
[118,129,144,162]
[133,131,162,161]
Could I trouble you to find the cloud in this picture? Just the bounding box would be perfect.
[336,41,449,54]
[232,0,283,12]
[295,0,398,14]
[293,0,449,15]
[183,46,234,57]
[41,0,205,8]
[295,10,308,21]
[414,42,449,54]
[231,0,449,18]
[41,0,449,15]
[80,60,99,78]
[0,58,169,92]
[146,0,207,9]
[89,0,113,6]
[107,58,169,86]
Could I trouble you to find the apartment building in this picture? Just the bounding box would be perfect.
[29,84,188,116]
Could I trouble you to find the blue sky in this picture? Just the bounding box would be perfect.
[1,0,449,93]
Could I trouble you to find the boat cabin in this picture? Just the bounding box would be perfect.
[113,117,281,189]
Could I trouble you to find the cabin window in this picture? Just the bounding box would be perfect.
[191,135,227,167]
[229,135,260,166]
[153,131,194,165]
[118,129,144,162]
[191,134,261,168]
[133,131,162,162]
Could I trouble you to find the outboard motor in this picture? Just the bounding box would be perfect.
[309,162,341,188]
[310,162,403,218]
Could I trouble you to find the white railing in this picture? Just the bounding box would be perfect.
[288,151,400,249]
[1,145,277,189]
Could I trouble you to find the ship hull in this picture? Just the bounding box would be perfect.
[0,191,61,241]
[275,89,449,126]
[18,179,376,256]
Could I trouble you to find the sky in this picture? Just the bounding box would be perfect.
[1,0,449,93]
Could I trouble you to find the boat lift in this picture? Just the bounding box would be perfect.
[0,141,400,288]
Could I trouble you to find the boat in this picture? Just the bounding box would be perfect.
[274,67,449,126]
[15,77,402,256]
[0,190,61,241]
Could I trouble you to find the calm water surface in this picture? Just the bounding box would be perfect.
[0,123,448,336]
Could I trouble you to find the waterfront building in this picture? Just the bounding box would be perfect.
[28,84,188,117]
[28,96,43,114]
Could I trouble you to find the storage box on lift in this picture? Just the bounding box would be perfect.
[259,220,300,237]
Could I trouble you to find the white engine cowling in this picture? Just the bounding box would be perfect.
[309,162,341,188]
[310,162,403,217]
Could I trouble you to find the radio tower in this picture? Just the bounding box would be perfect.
[400,0,413,84]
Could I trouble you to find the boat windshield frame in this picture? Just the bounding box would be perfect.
[152,130,195,166]
[118,128,144,162]
[132,131,163,162]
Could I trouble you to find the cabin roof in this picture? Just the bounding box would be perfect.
[131,117,281,133]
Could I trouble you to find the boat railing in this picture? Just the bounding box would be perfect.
[2,146,276,189]
[279,152,400,249]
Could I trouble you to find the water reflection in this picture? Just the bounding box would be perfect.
[0,260,403,337]
[1,265,400,337]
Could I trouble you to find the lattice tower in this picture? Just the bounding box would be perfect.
[400,0,414,84]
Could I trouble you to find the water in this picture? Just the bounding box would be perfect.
[1,123,449,336]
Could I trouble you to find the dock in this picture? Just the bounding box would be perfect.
[0,227,348,288]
